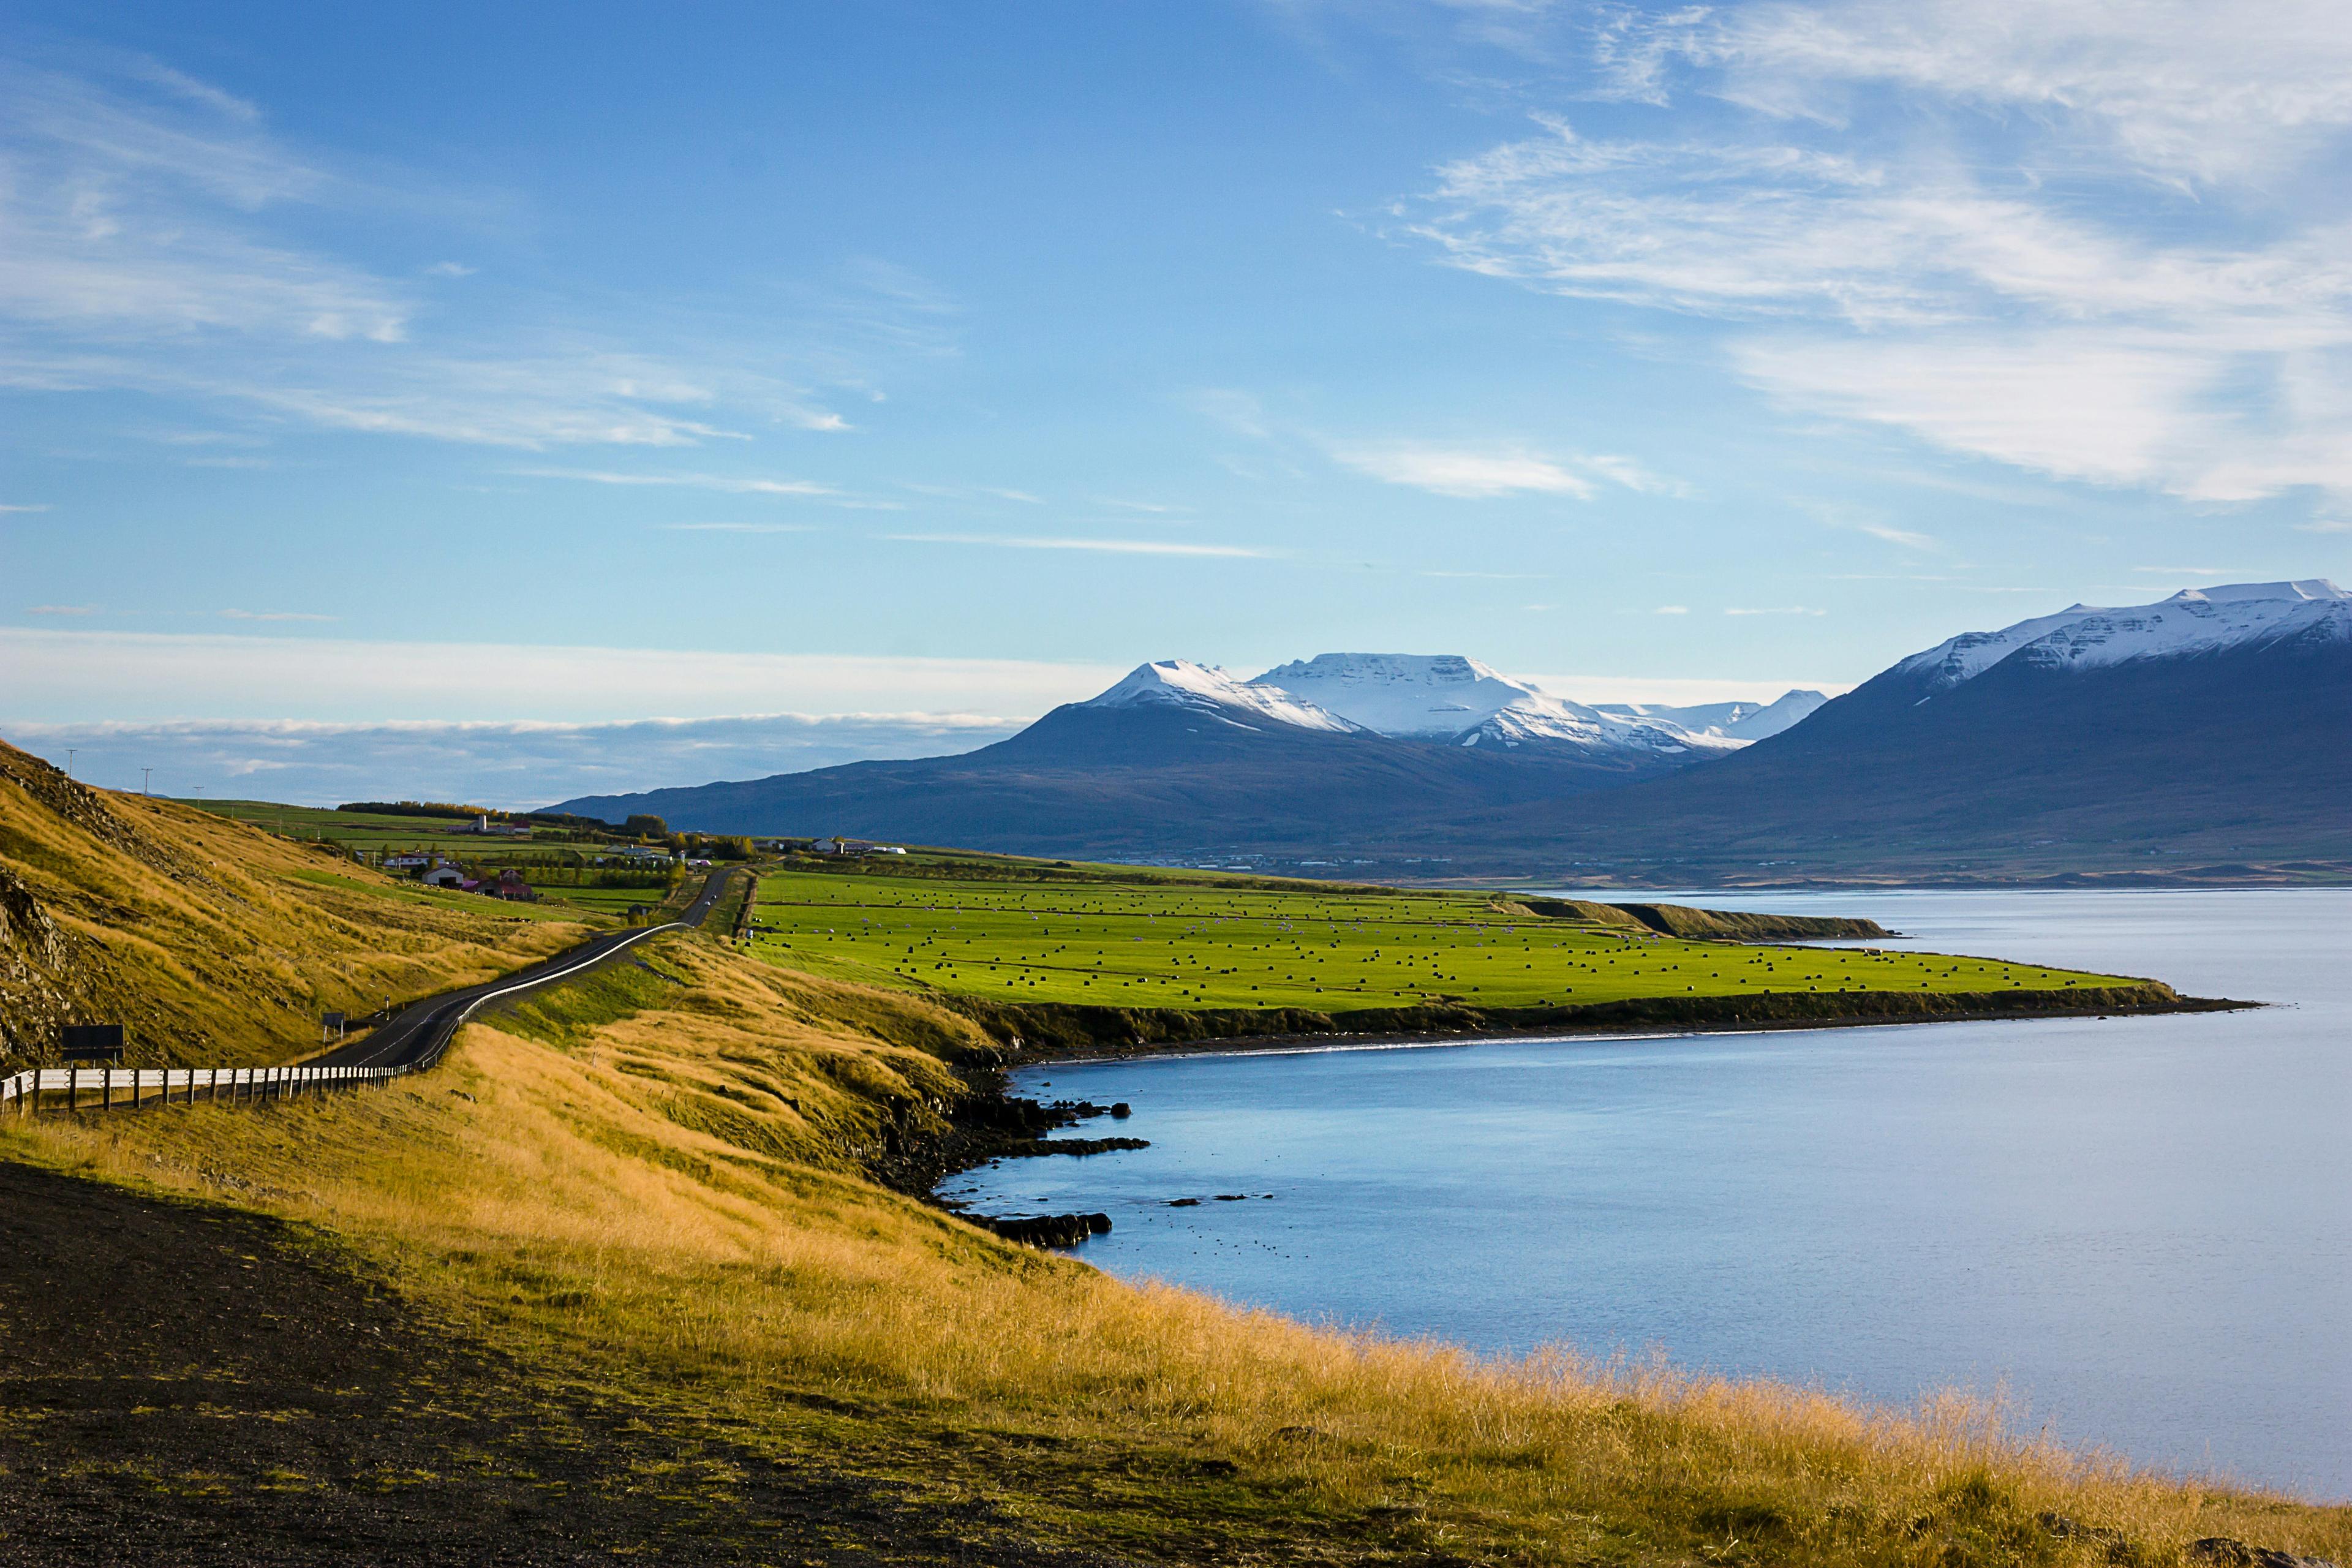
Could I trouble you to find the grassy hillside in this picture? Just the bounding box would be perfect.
[4,929,2342,1564]
[0,739,601,1067]
[745,862,2137,1013]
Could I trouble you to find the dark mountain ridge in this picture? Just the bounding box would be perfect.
[554,585,2352,879]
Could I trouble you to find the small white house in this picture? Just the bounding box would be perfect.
[421,864,465,888]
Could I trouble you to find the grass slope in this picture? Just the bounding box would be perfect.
[0,738,601,1066]
[744,862,2139,1014]
[4,930,2340,1566]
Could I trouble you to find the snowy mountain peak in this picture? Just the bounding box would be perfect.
[1246,652,1753,758]
[1594,690,1828,742]
[1898,579,2352,691]
[2168,579,2345,606]
[1079,660,1362,733]
[1249,653,1556,738]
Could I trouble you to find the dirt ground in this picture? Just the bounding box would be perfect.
[0,1159,1126,1567]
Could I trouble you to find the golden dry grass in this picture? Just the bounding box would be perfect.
[9,932,2345,1566]
[0,738,598,1066]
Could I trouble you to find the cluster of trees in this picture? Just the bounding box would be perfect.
[518,868,675,889]
[337,799,489,820]
[673,832,756,861]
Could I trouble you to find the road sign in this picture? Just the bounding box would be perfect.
[322,1011,346,1039]
[59,1023,124,1062]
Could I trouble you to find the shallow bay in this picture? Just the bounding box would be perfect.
[952,889,2352,1498]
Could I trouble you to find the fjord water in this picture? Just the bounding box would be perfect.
[951,890,2352,1498]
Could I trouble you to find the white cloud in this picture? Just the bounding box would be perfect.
[0,58,869,449]
[0,627,1126,725]
[3,712,1028,810]
[1638,0,2352,186]
[516,467,836,497]
[1653,604,1688,614]
[0,503,52,513]
[2293,519,2352,533]
[221,608,333,622]
[884,533,1275,558]
[1724,606,1828,616]
[658,522,815,534]
[1858,522,1937,549]
[1406,4,2352,503]
[1333,442,1593,498]
[27,604,96,615]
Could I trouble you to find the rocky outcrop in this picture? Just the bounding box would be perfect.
[976,1212,1110,1248]
[2187,1537,2341,1568]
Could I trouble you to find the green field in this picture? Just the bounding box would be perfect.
[182,797,657,862]
[747,864,2135,1009]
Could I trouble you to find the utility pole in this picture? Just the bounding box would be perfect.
[65,748,75,780]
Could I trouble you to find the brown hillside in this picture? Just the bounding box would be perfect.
[0,738,596,1068]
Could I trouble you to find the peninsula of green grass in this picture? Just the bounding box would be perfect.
[747,861,2141,1014]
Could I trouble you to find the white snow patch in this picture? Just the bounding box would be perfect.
[1080,660,1363,732]
[1898,579,2350,690]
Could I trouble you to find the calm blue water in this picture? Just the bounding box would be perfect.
[950,889,2352,1499]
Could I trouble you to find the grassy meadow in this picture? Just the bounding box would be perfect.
[747,862,2138,1011]
[7,930,2342,1566]
[0,744,604,1065]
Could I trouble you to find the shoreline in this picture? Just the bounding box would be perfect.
[908,985,2250,1207]
[1017,991,2257,1069]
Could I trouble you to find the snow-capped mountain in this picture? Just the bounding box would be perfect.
[1478,578,2352,876]
[1594,690,1828,742]
[1245,652,1748,757]
[1246,654,1551,737]
[552,579,2347,872]
[1898,580,2350,692]
[1080,660,1363,733]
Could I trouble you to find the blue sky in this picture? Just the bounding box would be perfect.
[4,1,2348,802]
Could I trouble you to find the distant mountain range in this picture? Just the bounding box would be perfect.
[554,581,2351,881]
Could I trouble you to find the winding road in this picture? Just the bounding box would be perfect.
[312,867,742,1072]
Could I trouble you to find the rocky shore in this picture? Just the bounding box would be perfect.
[902,981,2244,1248]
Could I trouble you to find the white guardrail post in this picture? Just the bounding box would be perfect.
[2,910,699,1118]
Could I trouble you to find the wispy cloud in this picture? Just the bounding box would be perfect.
[885,533,1275,559]
[1859,522,1937,549]
[1403,4,2352,503]
[0,57,874,450]
[0,627,1126,725]
[221,608,334,621]
[1653,605,1689,614]
[2130,565,2245,576]
[515,467,837,497]
[2293,519,2352,533]
[1725,606,1828,616]
[26,604,97,616]
[3,712,1030,809]
[658,521,815,534]
[900,483,1045,505]
[1332,442,1570,499]
[0,503,53,513]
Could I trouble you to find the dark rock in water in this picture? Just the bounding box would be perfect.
[979,1212,1110,1248]
[1000,1136,1150,1158]
[1168,1197,1200,1207]
[1110,1101,1132,1118]
[1213,1193,1250,1201]
[2185,1538,2339,1568]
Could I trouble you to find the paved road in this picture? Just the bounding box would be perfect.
[312,867,741,1072]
